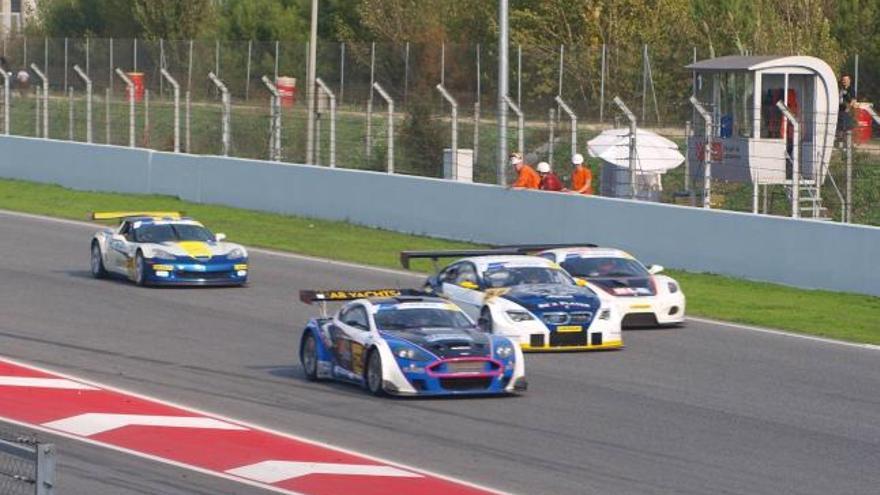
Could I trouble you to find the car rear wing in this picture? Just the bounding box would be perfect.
[493,243,599,254]
[91,211,183,221]
[299,288,410,304]
[399,249,524,270]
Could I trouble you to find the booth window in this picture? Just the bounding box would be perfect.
[761,74,799,139]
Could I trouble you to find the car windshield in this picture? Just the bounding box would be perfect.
[561,257,649,278]
[482,267,573,288]
[375,308,473,330]
[134,223,215,243]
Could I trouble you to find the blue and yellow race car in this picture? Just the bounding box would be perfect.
[298,288,527,397]
[90,211,248,286]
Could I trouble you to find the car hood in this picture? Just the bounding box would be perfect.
[500,284,599,313]
[382,327,491,359]
[588,277,656,297]
[145,241,245,260]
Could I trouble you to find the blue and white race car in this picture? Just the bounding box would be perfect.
[401,250,623,352]
[298,289,526,397]
[90,211,248,286]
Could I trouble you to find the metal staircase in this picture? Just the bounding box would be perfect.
[794,181,831,220]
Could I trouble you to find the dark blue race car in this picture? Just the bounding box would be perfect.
[298,289,527,397]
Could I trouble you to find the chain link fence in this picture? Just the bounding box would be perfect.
[0,37,878,226]
[0,428,55,495]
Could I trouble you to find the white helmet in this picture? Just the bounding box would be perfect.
[536,161,551,173]
[572,153,585,165]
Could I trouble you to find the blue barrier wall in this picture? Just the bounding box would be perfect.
[2,136,879,296]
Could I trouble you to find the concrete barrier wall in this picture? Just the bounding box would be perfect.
[2,136,879,296]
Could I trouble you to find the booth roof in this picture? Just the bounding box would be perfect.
[685,55,786,71]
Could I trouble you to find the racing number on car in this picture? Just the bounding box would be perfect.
[351,343,364,375]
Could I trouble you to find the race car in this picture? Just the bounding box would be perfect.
[533,246,685,327]
[89,211,248,286]
[298,288,526,397]
[400,250,623,352]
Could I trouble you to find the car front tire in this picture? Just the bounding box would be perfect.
[365,350,386,396]
[134,251,147,286]
[90,242,107,279]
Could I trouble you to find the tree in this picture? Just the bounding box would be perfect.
[213,0,307,42]
[132,0,215,41]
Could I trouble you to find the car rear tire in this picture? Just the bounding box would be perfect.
[300,333,319,381]
[90,242,107,279]
[134,251,147,286]
[478,307,494,333]
[365,350,385,396]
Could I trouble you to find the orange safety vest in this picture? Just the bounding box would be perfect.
[513,165,541,189]
[571,166,593,194]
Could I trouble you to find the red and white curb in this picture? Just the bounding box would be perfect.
[0,357,504,495]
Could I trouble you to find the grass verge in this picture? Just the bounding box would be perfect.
[1,178,878,344]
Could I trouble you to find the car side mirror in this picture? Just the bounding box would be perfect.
[574,277,588,287]
[215,233,227,242]
[648,265,664,275]
[459,281,479,290]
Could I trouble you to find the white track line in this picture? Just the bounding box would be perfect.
[0,355,514,495]
[1,208,876,353]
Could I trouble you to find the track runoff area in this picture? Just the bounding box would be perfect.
[1,209,879,495]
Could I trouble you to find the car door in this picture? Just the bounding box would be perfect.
[441,262,484,318]
[106,222,134,273]
[331,304,371,379]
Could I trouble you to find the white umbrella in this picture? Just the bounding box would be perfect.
[587,128,684,173]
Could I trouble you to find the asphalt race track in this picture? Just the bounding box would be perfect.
[1,210,879,495]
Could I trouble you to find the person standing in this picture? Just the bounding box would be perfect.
[537,162,563,191]
[567,153,593,195]
[838,74,858,135]
[508,152,541,189]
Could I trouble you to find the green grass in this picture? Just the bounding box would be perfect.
[1,177,878,344]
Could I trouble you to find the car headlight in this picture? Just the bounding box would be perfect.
[598,308,612,320]
[390,344,431,362]
[228,247,246,260]
[668,281,679,294]
[151,248,176,260]
[506,310,534,322]
[495,343,514,359]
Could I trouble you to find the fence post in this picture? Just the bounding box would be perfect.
[690,96,713,208]
[160,68,180,152]
[114,68,135,147]
[68,87,74,140]
[30,63,48,138]
[245,40,252,100]
[36,442,56,495]
[372,82,394,173]
[316,78,336,167]
[185,91,191,153]
[503,95,524,157]
[436,84,458,179]
[548,108,555,166]
[776,101,799,218]
[105,88,111,143]
[261,75,281,161]
[613,96,638,199]
[555,96,577,158]
[208,72,230,156]
[599,44,606,123]
[73,65,92,143]
[143,88,149,147]
[35,86,40,136]
[845,130,852,223]
[0,67,9,134]
[366,42,375,159]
